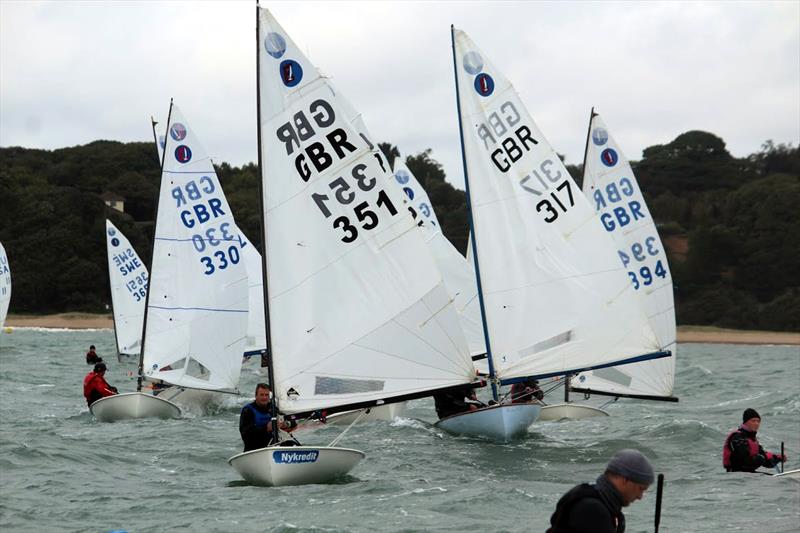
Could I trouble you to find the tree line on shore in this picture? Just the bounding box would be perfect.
[0,131,797,331]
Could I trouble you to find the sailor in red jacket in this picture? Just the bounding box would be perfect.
[83,362,118,406]
[723,408,787,472]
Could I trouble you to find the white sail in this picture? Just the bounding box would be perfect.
[258,8,475,415]
[391,160,486,362]
[452,29,662,382]
[153,117,266,359]
[0,242,10,328]
[142,104,250,392]
[105,220,148,355]
[574,113,676,398]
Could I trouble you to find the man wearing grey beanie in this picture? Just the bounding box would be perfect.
[547,449,655,533]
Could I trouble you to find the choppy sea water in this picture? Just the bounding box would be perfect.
[0,328,798,533]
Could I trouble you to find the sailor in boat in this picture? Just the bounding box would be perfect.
[510,378,544,403]
[85,345,102,365]
[548,449,655,533]
[239,383,297,451]
[723,408,787,473]
[83,362,118,406]
[433,384,482,420]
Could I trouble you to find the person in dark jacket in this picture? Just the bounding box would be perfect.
[510,378,544,403]
[85,345,102,365]
[433,383,480,420]
[83,362,118,406]
[723,408,786,472]
[239,383,297,452]
[547,449,655,533]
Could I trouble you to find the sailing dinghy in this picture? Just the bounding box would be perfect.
[92,103,250,422]
[228,7,477,486]
[541,111,679,420]
[0,242,10,329]
[104,220,148,361]
[441,27,670,440]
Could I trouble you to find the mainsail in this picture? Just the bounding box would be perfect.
[258,8,475,416]
[153,118,266,359]
[0,242,10,329]
[452,28,665,383]
[141,103,250,392]
[105,220,148,356]
[574,113,677,399]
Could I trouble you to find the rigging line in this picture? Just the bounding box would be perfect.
[327,408,369,447]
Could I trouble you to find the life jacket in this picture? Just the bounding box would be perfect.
[547,483,623,533]
[722,427,760,470]
[245,403,272,428]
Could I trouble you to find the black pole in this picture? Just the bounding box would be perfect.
[450,25,498,401]
[579,107,595,191]
[781,441,785,473]
[254,4,280,446]
[564,374,570,403]
[654,473,664,533]
[137,102,173,392]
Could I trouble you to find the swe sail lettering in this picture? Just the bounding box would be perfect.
[275,99,357,182]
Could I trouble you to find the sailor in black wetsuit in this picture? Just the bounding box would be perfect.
[239,383,278,452]
[433,383,479,419]
[548,449,655,533]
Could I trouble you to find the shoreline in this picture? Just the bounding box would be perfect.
[4,313,800,345]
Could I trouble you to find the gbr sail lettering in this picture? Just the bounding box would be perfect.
[276,98,404,244]
[593,176,668,289]
[171,176,246,276]
[476,100,575,224]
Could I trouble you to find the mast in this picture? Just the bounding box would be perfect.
[450,25,498,402]
[579,107,596,191]
[137,102,173,392]
[255,4,280,445]
[107,229,121,360]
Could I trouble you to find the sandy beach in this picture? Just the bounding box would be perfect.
[4,313,800,345]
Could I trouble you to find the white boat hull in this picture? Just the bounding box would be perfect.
[434,403,541,442]
[325,402,408,425]
[538,403,609,421]
[228,446,365,487]
[156,386,218,411]
[90,392,181,422]
[773,468,800,479]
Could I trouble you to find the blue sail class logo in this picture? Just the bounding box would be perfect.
[462,51,484,75]
[474,73,494,97]
[170,123,187,141]
[265,32,287,59]
[600,148,618,167]
[394,169,410,185]
[592,127,608,146]
[272,450,319,464]
[403,187,415,200]
[175,145,192,164]
[279,59,303,87]
[107,228,116,237]
[110,237,120,247]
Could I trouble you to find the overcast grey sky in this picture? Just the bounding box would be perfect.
[1,1,798,188]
